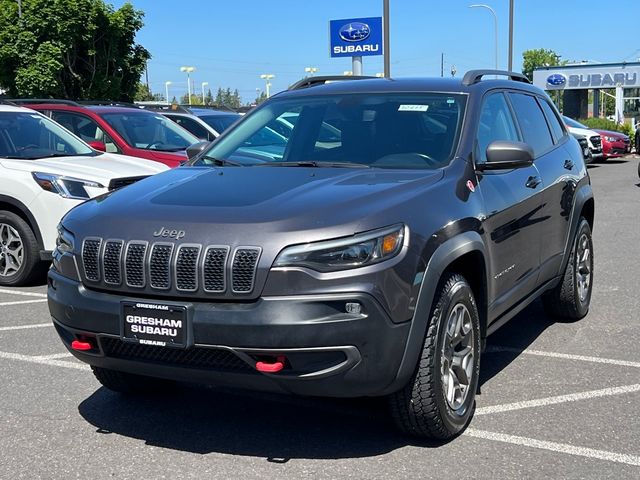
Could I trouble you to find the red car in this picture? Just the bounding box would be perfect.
[22,102,199,168]
[595,129,631,160]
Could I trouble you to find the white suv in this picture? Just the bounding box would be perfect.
[0,104,168,286]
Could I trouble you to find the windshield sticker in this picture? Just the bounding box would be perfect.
[398,105,429,112]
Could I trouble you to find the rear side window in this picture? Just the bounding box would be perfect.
[168,115,210,140]
[508,93,554,157]
[476,92,520,163]
[538,98,566,143]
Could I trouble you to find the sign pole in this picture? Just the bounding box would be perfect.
[352,56,363,76]
[383,0,390,77]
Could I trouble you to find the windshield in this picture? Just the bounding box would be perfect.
[0,111,94,160]
[563,116,587,129]
[200,114,240,134]
[100,112,198,151]
[193,93,466,169]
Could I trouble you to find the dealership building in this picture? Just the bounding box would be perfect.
[533,62,640,123]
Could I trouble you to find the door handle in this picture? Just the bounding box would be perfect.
[564,159,574,170]
[525,176,542,189]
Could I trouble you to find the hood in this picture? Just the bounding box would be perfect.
[0,153,168,184]
[64,166,443,239]
[594,129,628,140]
[566,126,599,138]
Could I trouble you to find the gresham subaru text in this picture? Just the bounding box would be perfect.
[48,71,594,440]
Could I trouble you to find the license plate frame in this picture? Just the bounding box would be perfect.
[121,302,187,348]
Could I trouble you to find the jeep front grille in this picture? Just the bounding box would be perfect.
[80,239,259,295]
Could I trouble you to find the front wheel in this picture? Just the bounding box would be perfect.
[389,273,481,439]
[0,211,46,286]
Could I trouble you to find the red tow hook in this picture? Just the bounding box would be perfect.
[255,355,286,373]
[71,339,93,351]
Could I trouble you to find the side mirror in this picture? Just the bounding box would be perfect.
[477,141,534,171]
[87,140,106,152]
[186,140,211,160]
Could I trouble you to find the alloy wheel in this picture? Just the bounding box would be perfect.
[0,223,24,278]
[576,233,592,303]
[441,303,475,412]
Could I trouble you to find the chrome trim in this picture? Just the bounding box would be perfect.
[230,246,262,294]
[174,243,202,292]
[102,239,124,286]
[81,237,102,282]
[124,240,148,288]
[148,242,175,290]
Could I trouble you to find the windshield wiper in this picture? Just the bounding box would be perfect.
[200,156,245,167]
[254,161,370,168]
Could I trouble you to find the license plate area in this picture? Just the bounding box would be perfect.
[121,302,187,348]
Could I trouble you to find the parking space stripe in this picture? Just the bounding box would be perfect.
[0,350,89,371]
[34,353,72,360]
[487,345,640,369]
[476,384,640,416]
[0,323,52,332]
[0,299,48,306]
[0,288,47,298]
[465,428,640,466]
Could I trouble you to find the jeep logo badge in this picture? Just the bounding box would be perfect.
[153,227,186,240]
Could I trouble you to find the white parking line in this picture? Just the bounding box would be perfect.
[465,428,640,466]
[0,299,48,307]
[0,323,52,332]
[477,384,640,416]
[487,345,640,369]
[0,288,47,298]
[34,353,72,360]
[0,350,89,371]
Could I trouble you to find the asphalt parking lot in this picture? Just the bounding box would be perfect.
[1,157,639,479]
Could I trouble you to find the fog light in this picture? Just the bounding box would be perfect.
[345,302,362,314]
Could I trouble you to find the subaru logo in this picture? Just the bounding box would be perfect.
[339,22,371,42]
[546,74,567,87]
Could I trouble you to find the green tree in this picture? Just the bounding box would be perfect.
[522,48,565,81]
[135,82,154,101]
[204,88,214,105]
[179,93,202,105]
[0,0,150,101]
[254,91,267,105]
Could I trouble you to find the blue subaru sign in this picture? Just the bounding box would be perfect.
[330,17,383,58]
[546,73,567,88]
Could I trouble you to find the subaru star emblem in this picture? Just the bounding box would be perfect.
[546,74,567,87]
[339,22,371,42]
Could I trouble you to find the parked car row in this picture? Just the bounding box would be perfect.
[563,115,631,162]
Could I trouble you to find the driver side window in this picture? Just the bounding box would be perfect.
[476,92,520,163]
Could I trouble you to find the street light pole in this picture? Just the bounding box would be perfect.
[508,0,514,71]
[180,66,195,105]
[165,81,172,105]
[383,0,390,78]
[260,74,274,98]
[201,82,209,104]
[469,4,498,71]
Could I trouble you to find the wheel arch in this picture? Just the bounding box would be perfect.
[0,195,44,250]
[382,230,488,395]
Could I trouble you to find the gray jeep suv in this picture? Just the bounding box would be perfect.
[48,71,594,439]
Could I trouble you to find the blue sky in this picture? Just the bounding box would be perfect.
[112,0,640,103]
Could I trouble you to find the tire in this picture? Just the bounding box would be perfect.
[542,217,593,320]
[0,211,46,286]
[91,366,173,394]
[389,273,481,439]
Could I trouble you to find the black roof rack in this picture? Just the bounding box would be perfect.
[288,75,377,90]
[139,104,238,114]
[9,98,80,106]
[462,70,530,86]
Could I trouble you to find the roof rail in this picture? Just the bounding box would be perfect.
[9,98,80,106]
[76,100,141,108]
[462,70,530,86]
[288,75,377,90]
[138,103,191,113]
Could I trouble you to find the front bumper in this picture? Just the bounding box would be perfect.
[48,270,411,397]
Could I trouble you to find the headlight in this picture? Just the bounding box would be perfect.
[273,224,406,272]
[55,224,75,254]
[32,172,104,200]
[604,136,617,142]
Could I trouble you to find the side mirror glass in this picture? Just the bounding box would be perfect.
[478,141,534,171]
[87,140,106,152]
[186,141,211,160]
